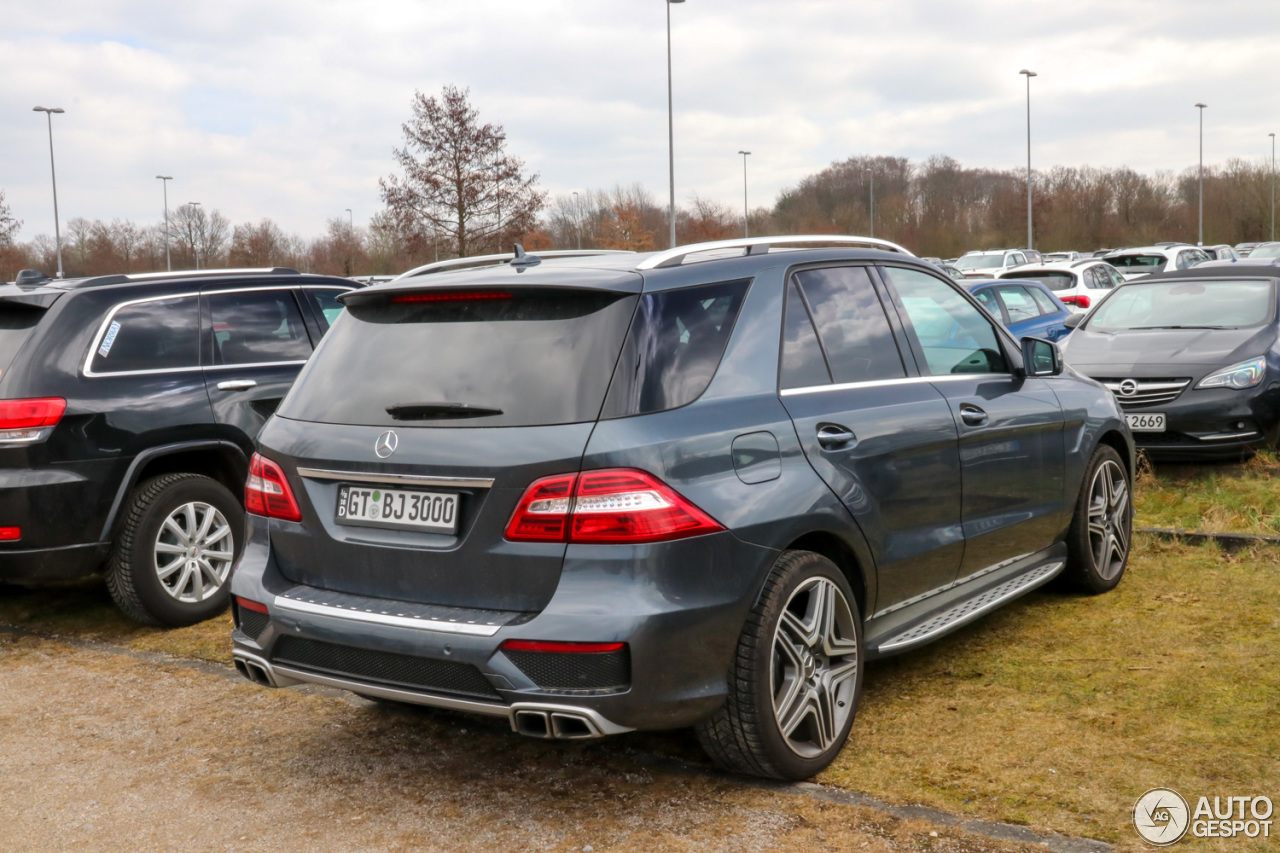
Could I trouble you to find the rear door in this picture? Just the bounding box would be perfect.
[202,287,315,442]
[879,266,1066,580]
[261,279,643,613]
[778,265,963,611]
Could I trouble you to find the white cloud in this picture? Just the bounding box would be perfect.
[2,0,1278,243]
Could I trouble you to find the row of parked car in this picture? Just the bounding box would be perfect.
[1,230,1271,782]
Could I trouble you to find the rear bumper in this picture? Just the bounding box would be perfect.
[230,519,779,733]
[0,542,108,581]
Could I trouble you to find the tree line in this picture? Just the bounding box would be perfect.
[3,86,1277,282]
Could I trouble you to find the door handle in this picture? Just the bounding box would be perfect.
[216,379,258,391]
[816,424,857,450]
[959,403,989,427]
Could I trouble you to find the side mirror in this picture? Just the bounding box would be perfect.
[1021,336,1063,377]
[1063,313,1084,329]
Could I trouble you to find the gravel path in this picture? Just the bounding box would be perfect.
[0,633,1048,853]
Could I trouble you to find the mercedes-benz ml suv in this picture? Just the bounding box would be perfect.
[230,237,1133,780]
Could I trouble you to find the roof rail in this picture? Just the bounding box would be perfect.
[391,250,633,282]
[78,268,300,287]
[634,235,915,271]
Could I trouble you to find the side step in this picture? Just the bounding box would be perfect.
[871,560,1064,655]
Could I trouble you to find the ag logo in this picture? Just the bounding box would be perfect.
[1134,788,1190,846]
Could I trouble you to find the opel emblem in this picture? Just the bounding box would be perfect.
[374,430,399,459]
[1118,379,1138,397]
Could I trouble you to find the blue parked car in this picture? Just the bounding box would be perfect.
[966,279,1073,341]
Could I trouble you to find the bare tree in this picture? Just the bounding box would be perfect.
[169,203,230,268]
[380,86,546,257]
[0,190,20,248]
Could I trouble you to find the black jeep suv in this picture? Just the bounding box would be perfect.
[0,268,353,625]
[230,236,1133,780]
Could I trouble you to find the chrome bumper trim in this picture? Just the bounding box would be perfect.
[272,595,503,636]
[296,467,495,489]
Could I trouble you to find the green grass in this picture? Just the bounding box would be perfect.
[1135,450,1280,535]
[820,537,1280,850]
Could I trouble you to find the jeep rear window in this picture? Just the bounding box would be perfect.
[601,279,749,418]
[0,305,46,377]
[277,289,639,428]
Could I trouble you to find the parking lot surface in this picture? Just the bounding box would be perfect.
[0,631,1047,853]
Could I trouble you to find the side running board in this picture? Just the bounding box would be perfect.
[873,561,1064,655]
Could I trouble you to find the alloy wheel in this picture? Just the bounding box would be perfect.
[153,501,235,603]
[770,577,859,758]
[1086,459,1130,581]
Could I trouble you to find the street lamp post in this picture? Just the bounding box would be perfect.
[864,168,875,238]
[1195,103,1207,246]
[1269,132,1276,243]
[1019,70,1036,252]
[189,202,202,269]
[666,0,685,249]
[737,150,751,238]
[572,191,582,250]
[155,176,173,271]
[32,106,66,278]
[345,208,353,229]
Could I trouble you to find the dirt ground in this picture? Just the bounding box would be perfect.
[0,633,1057,853]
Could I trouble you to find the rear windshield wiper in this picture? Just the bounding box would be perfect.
[385,402,504,420]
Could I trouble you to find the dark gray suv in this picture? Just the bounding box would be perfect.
[230,237,1134,780]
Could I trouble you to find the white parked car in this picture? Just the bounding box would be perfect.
[953,249,1031,278]
[1104,244,1209,280]
[996,259,1124,312]
[1043,251,1082,262]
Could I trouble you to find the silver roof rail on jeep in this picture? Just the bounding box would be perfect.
[391,250,634,282]
[634,235,915,271]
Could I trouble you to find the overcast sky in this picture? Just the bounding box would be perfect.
[3,0,1278,240]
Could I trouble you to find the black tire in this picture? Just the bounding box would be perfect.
[695,550,863,780]
[1060,445,1132,594]
[105,473,243,626]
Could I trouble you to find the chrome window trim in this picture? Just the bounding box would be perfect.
[780,373,1009,397]
[297,467,496,489]
[82,291,201,378]
[84,285,324,378]
[272,595,503,636]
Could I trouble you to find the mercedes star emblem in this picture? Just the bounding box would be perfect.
[1118,379,1139,397]
[374,430,399,459]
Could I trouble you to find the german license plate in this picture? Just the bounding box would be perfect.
[335,485,459,533]
[1125,413,1166,432]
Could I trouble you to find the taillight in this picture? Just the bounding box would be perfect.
[0,527,20,541]
[505,468,723,544]
[501,640,624,653]
[245,453,302,522]
[391,291,511,304]
[0,397,66,443]
[1061,294,1090,309]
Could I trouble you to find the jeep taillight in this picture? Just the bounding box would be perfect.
[0,397,66,444]
[505,468,723,544]
[245,453,302,522]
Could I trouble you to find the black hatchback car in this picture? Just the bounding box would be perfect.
[1060,262,1280,459]
[0,268,353,625]
[230,237,1133,780]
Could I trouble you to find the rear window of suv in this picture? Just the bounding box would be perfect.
[0,305,46,377]
[279,288,640,428]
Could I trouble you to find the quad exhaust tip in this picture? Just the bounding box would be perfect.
[511,707,605,740]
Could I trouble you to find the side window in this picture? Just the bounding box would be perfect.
[90,296,200,374]
[792,266,905,384]
[994,286,1040,323]
[207,290,312,366]
[1027,286,1060,315]
[881,267,1009,376]
[780,280,833,389]
[1103,265,1122,288]
[306,287,349,330]
[972,287,1003,319]
[1009,253,1026,267]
